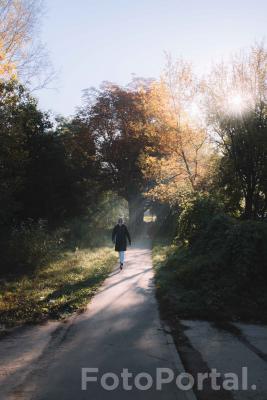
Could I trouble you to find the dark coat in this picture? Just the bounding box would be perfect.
[112,224,131,252]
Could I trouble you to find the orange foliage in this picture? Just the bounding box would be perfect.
[0,40,16,79]
[140,59,210,205]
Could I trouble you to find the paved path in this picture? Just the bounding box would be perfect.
[181,320,267,399]
[0,240,194,400]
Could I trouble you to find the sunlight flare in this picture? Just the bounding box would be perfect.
[229,94,245,113]
[226,91,253,115]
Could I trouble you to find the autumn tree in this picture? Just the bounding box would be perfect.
[77,82,152,230]
[142,57,209,207]
[0,0,54,87]
[0,39,16,79]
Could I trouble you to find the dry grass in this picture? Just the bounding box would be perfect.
[0,247,117,330]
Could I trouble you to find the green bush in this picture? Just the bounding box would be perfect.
[63,217,92,249]
[192,213,233,255]
[177,207,267,284]
[157,199,267,321]
[177,195,223,245]
[62,218,111,249]
[224,220,267,282]
[187,215,267,283]
[155,216,267,321]
[0,219,62,274]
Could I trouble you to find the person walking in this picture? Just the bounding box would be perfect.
[112,217,131,270]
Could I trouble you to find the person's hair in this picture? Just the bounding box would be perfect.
[118,217,123,224]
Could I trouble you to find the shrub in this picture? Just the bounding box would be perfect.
[63,217,92,249]
[0,219,62,274]
[155,195,267,321]
[192,213,233,256]
[177,195,223,245]
[176,212,267,289]
[63,217,111,249]
[224,220,267,283]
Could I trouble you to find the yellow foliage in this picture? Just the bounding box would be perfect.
[140,62,210,204]
[0,0,43,83]
[0,39,16,80]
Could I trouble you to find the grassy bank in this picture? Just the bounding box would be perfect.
[152,239,267,323]
[0,246,117,331]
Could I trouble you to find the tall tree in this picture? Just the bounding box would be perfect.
[0,80,29,225]
[141,57,209,207]
[54,116,102,221]
[0,80,102,227]
[0,0,54,87]
[206,44,267,219]
[0,80,58,225]
[79,83,151,229]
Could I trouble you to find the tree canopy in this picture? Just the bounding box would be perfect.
[1,38,267,275]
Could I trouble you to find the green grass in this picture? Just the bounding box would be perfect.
[0,247,117,330]
[152,239,267,323]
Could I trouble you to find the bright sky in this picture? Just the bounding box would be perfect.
[37,0,267,116]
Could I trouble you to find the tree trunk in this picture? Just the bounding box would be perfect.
[128,196,144,236]
[244,190,253,219]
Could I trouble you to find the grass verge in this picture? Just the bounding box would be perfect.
[0,247,117,331]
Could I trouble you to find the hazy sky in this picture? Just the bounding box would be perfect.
[37,0,267,116]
